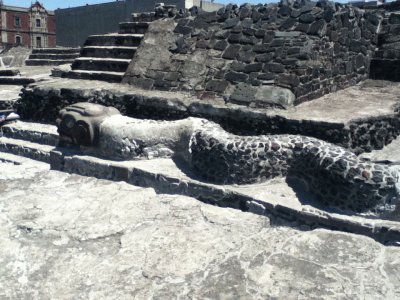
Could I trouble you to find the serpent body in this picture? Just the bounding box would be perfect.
[95,116,399,215]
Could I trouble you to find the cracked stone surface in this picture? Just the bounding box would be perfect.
[0,156,400,299]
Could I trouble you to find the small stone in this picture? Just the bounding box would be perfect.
[222,45,241,59]
[271,143,280,151]
[362,170,371,180]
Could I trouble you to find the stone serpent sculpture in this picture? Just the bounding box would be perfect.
[57,103,400,216]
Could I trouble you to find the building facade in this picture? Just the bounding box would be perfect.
[56,0,223,47]
[0,1,56,48]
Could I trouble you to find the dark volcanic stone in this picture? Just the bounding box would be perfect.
[257,73,276,80]
[299,13,315,24]
[280,17,297,30]
[266,63,285,73]
[277,74,300,87]
[278,6,291,17]
[214,40,228,51]
[255,53,273,62]
[389,14,400,25]
[174,25,192,35]
[223,17,240,29]
[222,45,241,59]
[255,29,266,38]
[295,22,309,33]
[228,34,242,44]
[205,80,229,92]
[270,39,285,47]
[236,51,255,63]
[308,19,326,36]
[349,40,362,52]
[225,71,249,83]
[244,63,263,73]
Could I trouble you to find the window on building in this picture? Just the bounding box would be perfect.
[36,19,41,27]
[15,36,22,45]
[14,16,21,27]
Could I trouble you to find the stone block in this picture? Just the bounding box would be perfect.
[174,25,192,35]
[214,40,228,51]
[205,80,229,93]
[276,74,300,87]
[236,51,255,63]
[389,14,400,25]
[266,63,285,73]
[228,61,244,73]
[222,45,241,59]
[299,13,315,24]
[223,17,240,29]
[308,19,326,36]
[228,34,242,44]
[244,63,263,73]
[225,71,249,83]
[228,82,295,108]
[255,53,273,63]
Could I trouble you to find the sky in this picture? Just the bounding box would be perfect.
[3,0,335,10]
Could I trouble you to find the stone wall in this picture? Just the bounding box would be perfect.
[123,1,382,105]
[17,85,400,154]
[370,10,400,81]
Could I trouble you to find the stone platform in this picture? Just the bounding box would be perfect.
[1,120,400,245]
[0,153,399,298]
[0,85,22,110]
[18,78,400,153]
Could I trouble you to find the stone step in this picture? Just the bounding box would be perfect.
[370,59,400,81]
[1,121,59,146]
[131,12,157,22]
[0,69,20,76]
[0,99,15,110]
[31,48,81,54]
[25,59,75,66]
[0,136,54,163]
[28,53,80,60]
[119,22,150,34]
[0,76,35,85]
[66,70,124,82]
[80,46,137,59]
[84,34,144,47]
[71,57,131,73]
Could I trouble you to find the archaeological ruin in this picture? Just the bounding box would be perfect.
[1,0,400,297]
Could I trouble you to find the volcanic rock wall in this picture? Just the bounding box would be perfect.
[123,1,382,106]
[371,8,400,81]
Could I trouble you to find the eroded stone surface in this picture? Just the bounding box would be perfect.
[0,157,400,299]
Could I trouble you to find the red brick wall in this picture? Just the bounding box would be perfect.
[7,32,31,47]
[5,10,30,32]
[48,15,56,33]
[48,35,56,47]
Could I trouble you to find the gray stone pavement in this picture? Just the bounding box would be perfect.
[0,154,399,299]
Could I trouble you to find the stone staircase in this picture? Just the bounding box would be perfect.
[0,121,58,163]
[25,48,80,66]
[67,19,152,83]
[0,68,35,85]
[370,12,400,81]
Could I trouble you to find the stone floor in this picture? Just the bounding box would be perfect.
[0,154,400,299]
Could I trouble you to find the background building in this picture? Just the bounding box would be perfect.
[56,0,223,47]
[0,1,56,48]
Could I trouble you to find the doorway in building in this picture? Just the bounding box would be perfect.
[36,36,42,48]
[15,36,22,45]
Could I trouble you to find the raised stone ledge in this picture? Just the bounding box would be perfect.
[17,78,400,153]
